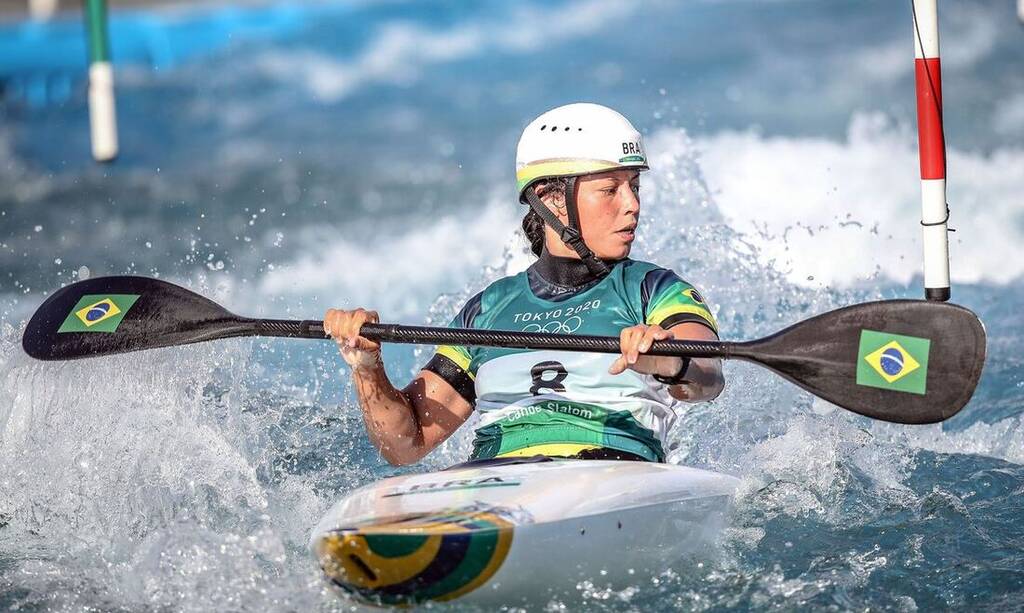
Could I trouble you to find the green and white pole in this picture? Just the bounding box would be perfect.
[85,0,118,162]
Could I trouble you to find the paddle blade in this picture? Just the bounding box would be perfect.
[22,276,255,360]
[739,300,986,424]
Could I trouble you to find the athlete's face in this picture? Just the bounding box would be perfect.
[574,169,641,260]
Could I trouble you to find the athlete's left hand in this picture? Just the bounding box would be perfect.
[608,324,684,377]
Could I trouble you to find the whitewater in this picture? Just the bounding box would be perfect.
[1,0,1022,610]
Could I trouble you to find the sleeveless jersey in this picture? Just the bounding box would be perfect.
[423,259,717,462]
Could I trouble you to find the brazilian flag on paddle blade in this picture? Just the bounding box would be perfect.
[57,294,140,333]
[856,329,931,395]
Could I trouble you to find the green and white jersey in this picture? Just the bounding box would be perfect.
[423,257,717,462]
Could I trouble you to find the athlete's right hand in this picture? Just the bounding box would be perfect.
[323,308,382,370]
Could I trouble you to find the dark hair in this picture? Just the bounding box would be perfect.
[520,177,570,257]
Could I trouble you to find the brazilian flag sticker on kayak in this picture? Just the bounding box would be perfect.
[315,505,515,605]
[856,330,930,395]
[57,294,140,333]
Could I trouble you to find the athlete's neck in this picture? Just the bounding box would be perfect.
[533,246,618,289]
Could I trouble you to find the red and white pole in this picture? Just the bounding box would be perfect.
[912,0,950,301]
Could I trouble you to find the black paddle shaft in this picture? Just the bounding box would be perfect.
[254,319,733,359]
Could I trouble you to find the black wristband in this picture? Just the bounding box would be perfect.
[653,356,691,385]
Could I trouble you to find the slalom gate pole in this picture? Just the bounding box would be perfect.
[911,0,950,301]
[85,0,118,162]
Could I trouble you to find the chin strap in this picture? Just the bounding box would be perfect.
[523,177,611,276]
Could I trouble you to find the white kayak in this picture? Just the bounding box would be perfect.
[310,458,739,607]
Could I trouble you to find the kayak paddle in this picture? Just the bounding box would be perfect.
[22,275,986,424]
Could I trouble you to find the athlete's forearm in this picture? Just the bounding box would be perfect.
[669,357,724,402]
[351,360,425,465]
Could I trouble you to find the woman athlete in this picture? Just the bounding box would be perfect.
[324,103,724,465]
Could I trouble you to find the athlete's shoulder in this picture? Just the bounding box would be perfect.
[618,258,666,281]
[626,260,719,334]
[618,258,693,291]
[479,270,527,296]
[453,271,528,328]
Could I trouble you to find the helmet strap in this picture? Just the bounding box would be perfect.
[524,178,611,276]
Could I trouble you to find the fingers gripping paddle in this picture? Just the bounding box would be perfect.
[23,276,986,424]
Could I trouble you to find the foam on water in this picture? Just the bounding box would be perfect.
[693,113,1024,287]
[256,196,518,319]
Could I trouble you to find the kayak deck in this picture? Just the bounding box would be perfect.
[311,459,739,606]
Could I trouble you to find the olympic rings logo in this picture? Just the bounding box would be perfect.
[522,316,583,334]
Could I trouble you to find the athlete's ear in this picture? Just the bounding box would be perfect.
[535,184,567,220]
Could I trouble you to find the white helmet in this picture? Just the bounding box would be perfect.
[515,103,648,272]
[516,102,648,196]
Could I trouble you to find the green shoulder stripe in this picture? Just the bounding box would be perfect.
[646,281,718,333]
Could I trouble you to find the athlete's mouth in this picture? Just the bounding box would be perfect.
[616,225,637,239]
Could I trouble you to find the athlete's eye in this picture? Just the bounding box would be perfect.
[631,184,641,194]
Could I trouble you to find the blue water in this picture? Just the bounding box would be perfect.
[1,0,1023,610]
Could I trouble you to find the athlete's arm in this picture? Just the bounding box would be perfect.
[324,308,473,466]
[664,322,724,402]
[609,322,725,402]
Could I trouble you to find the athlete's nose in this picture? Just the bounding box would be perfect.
[620,182,640,216]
